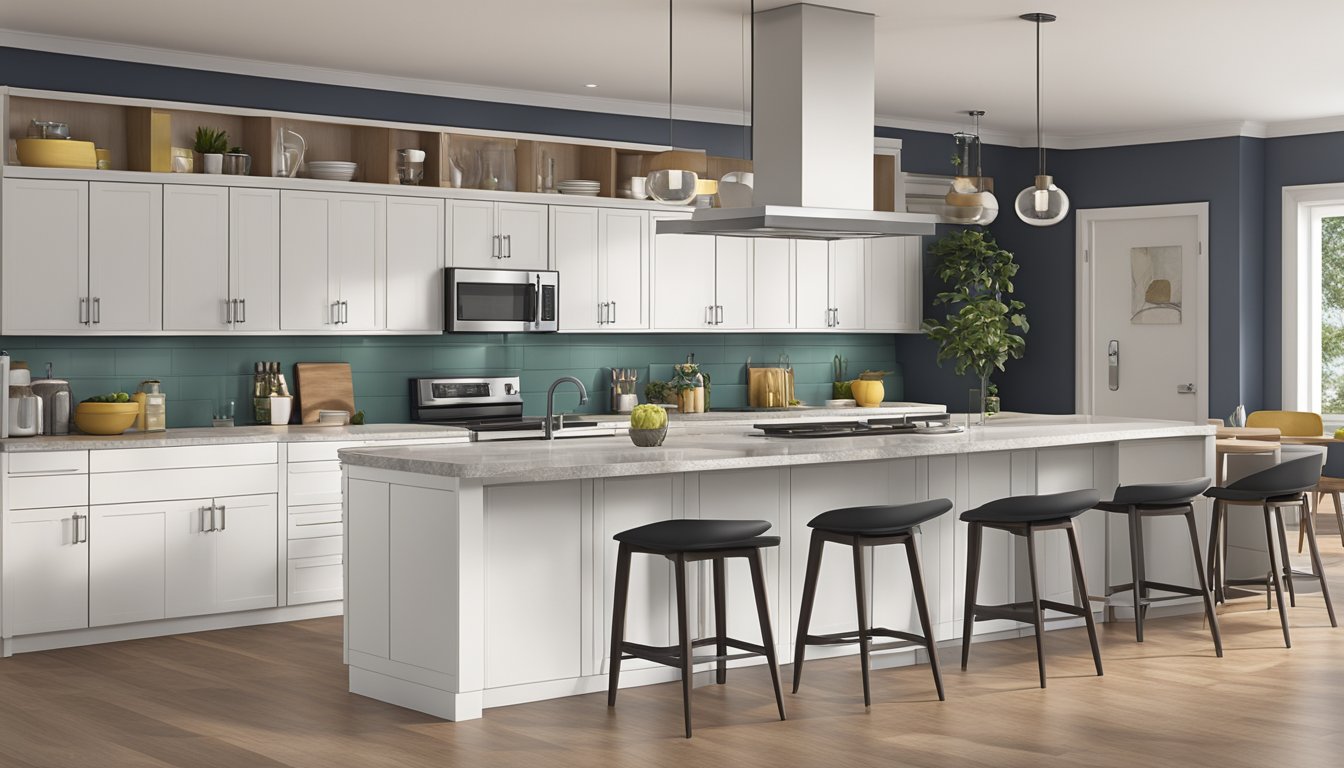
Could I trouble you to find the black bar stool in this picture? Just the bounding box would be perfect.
[791,498,953,707]
[1094,478,1222,656]
[1204,455,1338,648]
[607,518,785,738]
[960,489,1104,688]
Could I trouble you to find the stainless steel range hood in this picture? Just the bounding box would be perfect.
[657,4,935,240]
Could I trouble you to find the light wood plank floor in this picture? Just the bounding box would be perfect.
[2,515,1342,768]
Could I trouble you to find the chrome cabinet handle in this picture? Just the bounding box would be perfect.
[504,234,512,258]
[217,504,227,532]
[598,302,606,325]
[706,305,713,325]
[71,512,85,544]
[78,297,89,325]
[832,306,839,327]
[227,299,235,324]
[92,297,101,324]
[201,505,213,533]
[331,302,340,325]
[609,300,616,324]
[238,298,246,324]
[340,301,349,325]
[491,234,501,259]
[715,305,724,325]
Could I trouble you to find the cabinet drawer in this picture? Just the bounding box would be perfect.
[288,503,343,539]
[287,442,359,463]
[91,463,277,505]
[8,474,88,510]
[288,554,343,604]
[286,460,342,506]
[288,534,342,560]
[90,443,278,473]
[8,451,88,476]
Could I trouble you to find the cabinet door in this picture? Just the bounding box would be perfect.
[795,240,832,330]
[230,188,282,332]
[829,239,866,331]
[752,238,795,329]
[447,199,497,269]
[651,216,716,330]
[496,202,549,270]
[212,494,279,613]
[386,196,445,332]
[280,191,333,330]
[551,206,602,330]
[163,185,231,332]
[330,194,386,331]
[866,236,923,332]
[89,503,166,627]
[164,499,218,619]
[2,507,89,636]
[88,182,162,331]
[600,208,648,330]
[1,179,88,334]
[713,237,752,329]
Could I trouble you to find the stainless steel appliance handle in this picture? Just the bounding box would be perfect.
[238,298,246,324]
[534,274,542,327]
[92,297,101,324]
[1108,340,1120,391]
[716,305,724,325]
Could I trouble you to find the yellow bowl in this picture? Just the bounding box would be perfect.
[850,379,885,408]
[73,402,141,435]
[16,138,97,169]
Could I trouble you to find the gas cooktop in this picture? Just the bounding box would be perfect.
[753,415,961,439]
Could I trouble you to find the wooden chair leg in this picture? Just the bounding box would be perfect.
[904,536,945,701]
[961,523,983,670]
[713,557,728,685]
[1184,508,1223,657]
[607,544,632,707]
[1067,520,1104,677]
[1301,496,1339,628]
[1263,506,1292,649]
[674,554,694,738]
[852,538,872,708]
[791,532,824,694]
[1025,526,1048,688]
[748,549,787,722]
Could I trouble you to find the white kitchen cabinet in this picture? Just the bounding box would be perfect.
[752,238,796,329]
[229,188,282,332]
[796,239,865,331]
[866,236,923,332]
[165,494,278,618]
[386,196,445,332]
[88,182,163,332]
[89,502,167,627]
[2,507,89,636]
[449,200,548,270]
[600,209,648,330]
[1,178,88,334]
[280,190,386,331]
[650,213,716,330]
[713,237,752,329]
[553,207,648,331]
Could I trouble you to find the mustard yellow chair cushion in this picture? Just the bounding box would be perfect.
[1246,410,1323,437]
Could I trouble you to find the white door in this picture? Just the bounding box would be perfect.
[89,503,166,627]
[164,499,217,619]
[1,178,88,333]
[829,239,865,331]
[551,206,602,330]
[496,202,549,271]
[280,191,333,330]
[88,182,162,332]
[230,188,281,332]
[330,194,386,331]
[601,208,647,330]
[212,494,279,613]
[651,227,716,329]
[1078,203,1208,421]
[753,238,795,329]
[866,236,923,332]
[447,199,497,268]
[714,237,753,329]
[795,240,832,330]
[386,196,445,332]
[2,507,89,636]
[163,185,230,331]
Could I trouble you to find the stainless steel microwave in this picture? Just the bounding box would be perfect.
[444,268,558,333]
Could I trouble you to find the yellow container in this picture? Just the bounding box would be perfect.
[73,402,141,435]
[850,379,885,408]
[16,138,97,169]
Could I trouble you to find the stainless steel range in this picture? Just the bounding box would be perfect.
[408,376,613,441]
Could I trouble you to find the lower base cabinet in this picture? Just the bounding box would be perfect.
[166,494,279,619]
[90,503,168,627]
[2,507,89,636]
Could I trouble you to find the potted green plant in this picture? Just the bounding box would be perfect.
[921,229,1028,422]
[193,127,229,174]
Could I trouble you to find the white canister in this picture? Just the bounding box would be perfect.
[269,395,293,425]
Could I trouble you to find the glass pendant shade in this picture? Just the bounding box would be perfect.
[945,121,998,225]
[1014,174,1069,226]
[646,169,699,205]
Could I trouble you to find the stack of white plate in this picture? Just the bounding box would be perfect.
[557,179,601,196]
[304,161,358,182]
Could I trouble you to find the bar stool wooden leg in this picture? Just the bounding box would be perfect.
[1207,501,1224,605]
[673,554,694,738]
[791,533,824,694]
[1025,526,1048,689]
[1067,520,1104,677]
[1275,510,1297,607]
[607,544,632,707]
[1262,505,1292,649]
[713,557,728,685]
[1332,491,1344,547]
[904,536,945,701]
[1127,511,1146,642]
[851,537,872,708]
[747,549,787,722]
[961,522,983,670]
[1184,507,1223,657]
[1301,496,1339,628]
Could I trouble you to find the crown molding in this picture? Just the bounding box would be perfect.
[1265,115,1344,139]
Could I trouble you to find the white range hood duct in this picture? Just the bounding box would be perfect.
[657,3,936,240]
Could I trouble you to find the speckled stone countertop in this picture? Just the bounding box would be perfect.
[0,424,471,452]
[340,414,1215,482]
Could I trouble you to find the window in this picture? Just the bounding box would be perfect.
[1320,211,1344,415]
[1282,185,1344,421]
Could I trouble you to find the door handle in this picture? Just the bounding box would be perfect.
[78,297,89,325]
[331,302,340,325]
[201,505,214,533]
[227,298,235,324]
[238,298,246,324]
[1107,340,1120,391]
[716,305,724,325]
[504,234,512,259]
[491,234,501,259]
[341,301,349,325]
[706,305,713,325]
[1177,383,1197,394]
[609,300,616,324]
[91,297,101,324]
[72,512,86,544]
[599,302,607,325]
[832,306,839,327]
[217,504,227,532]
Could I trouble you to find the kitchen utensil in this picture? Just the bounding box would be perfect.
[7,363,40,438]
[15,138,97,169]
[614,393,638,414]
[270,395,294,425]
[629,176,648,199]
[275,127,306,178]
[222,152,252,175]
[73,402,138,435]
[27,120,70,139]
[295,362,355,425]
[31,362,71,435]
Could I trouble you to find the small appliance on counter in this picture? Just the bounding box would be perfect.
[444,268,558,333]
[0,352,9,437]
[132,380,167,432]
[31,363,72,435]
[409,375,610,441]
[7,362,41,438]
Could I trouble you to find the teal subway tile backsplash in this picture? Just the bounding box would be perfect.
[0,333,906,427]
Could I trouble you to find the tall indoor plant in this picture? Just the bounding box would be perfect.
[922,229,1029,420]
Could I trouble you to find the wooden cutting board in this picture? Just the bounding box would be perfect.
[294,362,355,425]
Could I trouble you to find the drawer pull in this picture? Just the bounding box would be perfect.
[294,558,341,570]
[9,468,84,476]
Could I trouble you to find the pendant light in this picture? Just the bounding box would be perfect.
[646,0,699,205]
[1014,12,1069,227]
[945,110,998,226]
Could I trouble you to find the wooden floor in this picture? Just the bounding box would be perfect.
[3,516,1344,768]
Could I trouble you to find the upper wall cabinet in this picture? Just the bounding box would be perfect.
[552,206,648,331]
[865,236,923,333]
[448,200,548,271]
[752,238,795,330]
[796,239,865,331]
[280,191,387,332]
[385,196,446,333]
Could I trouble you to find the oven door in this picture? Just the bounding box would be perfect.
[445,269,558,332]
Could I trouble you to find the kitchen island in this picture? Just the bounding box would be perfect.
[339,414,1214,720]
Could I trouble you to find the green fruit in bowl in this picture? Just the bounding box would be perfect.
[630,404,668,430]
[1334,427,1344,440]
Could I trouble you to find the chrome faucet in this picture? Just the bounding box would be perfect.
[544,376,589,440]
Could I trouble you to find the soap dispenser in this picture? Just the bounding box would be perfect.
[134,379,167,432]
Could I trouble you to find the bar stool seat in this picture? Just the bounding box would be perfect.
[608,518,785,738]
[1093,478,1222,656]
[793,498,953,707]
[960,489,1104,688]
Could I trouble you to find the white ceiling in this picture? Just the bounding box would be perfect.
[2,0,1342,145]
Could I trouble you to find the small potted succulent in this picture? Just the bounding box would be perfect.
[193,127,229,174]
[628,403,668,447]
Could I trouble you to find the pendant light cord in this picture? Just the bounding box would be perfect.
[1035,16,1045,175]
[668,0,674,149]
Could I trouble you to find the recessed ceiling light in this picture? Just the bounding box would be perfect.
[584,83,599,88]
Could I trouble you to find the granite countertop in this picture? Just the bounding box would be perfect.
[340,413,1216,482]
[0,423,471,452]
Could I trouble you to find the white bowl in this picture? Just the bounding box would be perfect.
[824,399,856,408]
